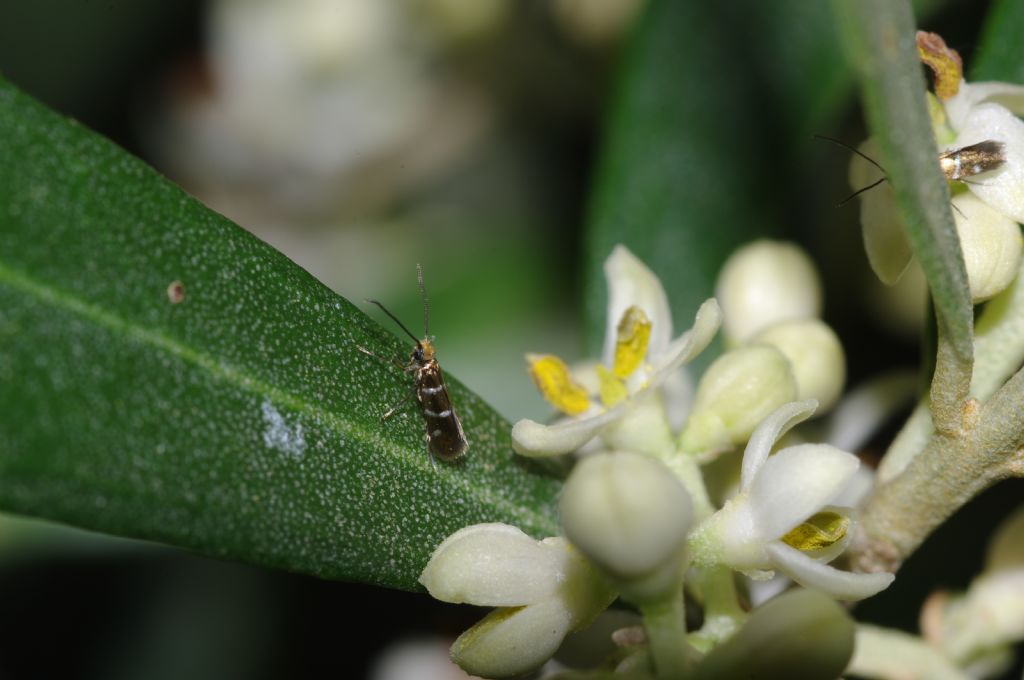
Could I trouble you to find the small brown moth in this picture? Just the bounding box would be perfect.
[361,265,468,467]
[938,140,1006,181]
[815,135,1007,206]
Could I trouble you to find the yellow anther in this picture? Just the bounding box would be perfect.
[597,364,629,407]
[612,305,651,378]
[916,31,962,101]
[781,511,850,552]
[527,354,591,416]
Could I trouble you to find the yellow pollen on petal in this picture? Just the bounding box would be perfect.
[597,364,629,407]
[527,354,591,416]
[780,511,850,552]
[916,30,962,101]
[613,305,651,378]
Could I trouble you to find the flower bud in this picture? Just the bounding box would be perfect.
[716,240,823,344]
[679,345,798,456]
[560,451,693,602]
[952,192,1022,302]
[692,589,855,680]
[753,319,846,413]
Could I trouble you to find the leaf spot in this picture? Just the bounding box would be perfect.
[261,400,306,458]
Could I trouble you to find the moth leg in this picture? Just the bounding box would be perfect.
[381,390,416,421]
[425,435,439,473]
[356,345,406,371]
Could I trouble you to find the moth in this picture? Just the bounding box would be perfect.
[938,140,1006,181]
[360,265,468,467]
[815,135,1007,205]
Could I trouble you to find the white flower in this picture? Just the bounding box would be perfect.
[419,523,615,678]
[512,245,720,457]
[689,401,895,601]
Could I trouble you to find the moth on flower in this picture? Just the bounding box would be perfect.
[512,245,721,458]
[851,32,1024,295]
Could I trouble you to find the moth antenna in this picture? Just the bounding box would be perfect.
[837,177,887,207]
[814,134,888,175]
[366,298,420,345]
[417,263,430,339]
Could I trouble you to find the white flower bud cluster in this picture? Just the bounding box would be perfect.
[680,241,845,456]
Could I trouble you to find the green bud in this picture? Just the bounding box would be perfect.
[754,319,846,414]
[680,345,798,456]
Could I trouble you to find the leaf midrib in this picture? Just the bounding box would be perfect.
[0,256,549,527]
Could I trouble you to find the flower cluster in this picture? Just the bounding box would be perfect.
[679,240,846,458]
[418,245,893,678]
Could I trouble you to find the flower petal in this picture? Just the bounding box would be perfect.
[863,184,914,285]
[603,245,673,363]
[451,599,573,678]
[945,80,1024,130]
[419,523,563,606]
[954,103,1024,223]
[511,408,624,457]
[647,298,722,377]
[740,400,818,492]
[766,541,894,600]
[847,139,913,285]
[748,444,859,541]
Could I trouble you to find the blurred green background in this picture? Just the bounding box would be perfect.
[1,0,1022,677]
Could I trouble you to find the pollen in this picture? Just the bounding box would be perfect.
[527,354,591,416]
[612,305,651,378]
[597,364,629,407]
[781,510,850,552]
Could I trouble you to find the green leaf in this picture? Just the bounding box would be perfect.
[583,0,853,355]
[831,0,973,363]
[972,0,1024,82]
[0,78,560,591]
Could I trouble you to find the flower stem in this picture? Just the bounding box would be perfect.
[639,588,694,680]
[662,453,714,520]
[851,371,1024,572]
[688,565,745,652]
[930,326,972,436]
